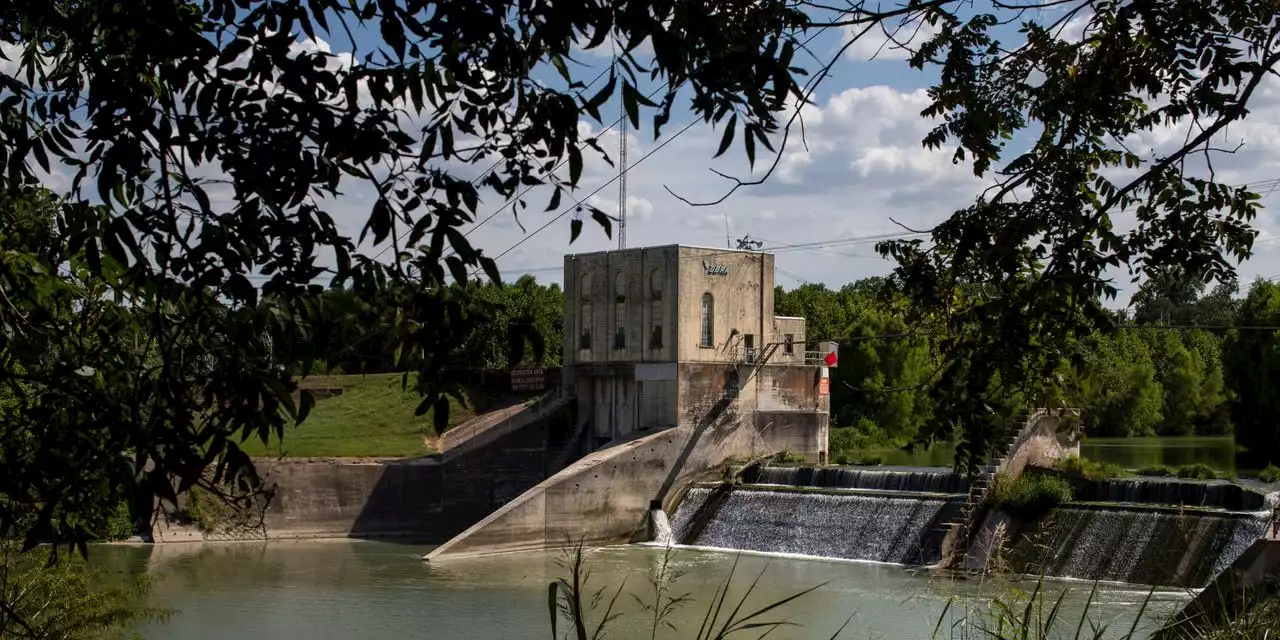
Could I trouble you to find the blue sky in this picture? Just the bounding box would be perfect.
[9,6,1280,307]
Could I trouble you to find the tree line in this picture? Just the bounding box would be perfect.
[776,276,1280,465]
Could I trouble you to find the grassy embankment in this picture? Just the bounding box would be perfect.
[238,373,488,458]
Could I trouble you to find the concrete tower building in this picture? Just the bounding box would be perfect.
[562,245,830,456]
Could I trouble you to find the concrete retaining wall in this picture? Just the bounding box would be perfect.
[425,404,824,560]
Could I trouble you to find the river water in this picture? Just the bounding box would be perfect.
[94,541,1192,640]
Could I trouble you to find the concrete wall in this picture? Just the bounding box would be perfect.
[1001,410,1081,477]
[170,405,579,542]
[563,246,678,368]
[675,247,774,363]
[425,397,825,560]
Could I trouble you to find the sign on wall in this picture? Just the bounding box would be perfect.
[510,367,546,392]
[702,260,729,276]
[818,378,830,396]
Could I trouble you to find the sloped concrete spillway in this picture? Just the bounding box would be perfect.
[669,466,967,565]
[1008,505,1269,587]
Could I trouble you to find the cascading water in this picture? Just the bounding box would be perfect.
[648,509,674,546]
[1009,505,1268,587]
[746,466,967,494]
[1074,478,1270,511]
[670,486,963,565]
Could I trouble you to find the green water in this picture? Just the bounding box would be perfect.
[96,541,1191,639]
[849,436,1242,473]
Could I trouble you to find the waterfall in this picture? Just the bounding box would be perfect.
[670,486,963,565]
[1075,479,1269,511]
[649,509,674,546]
[1010,505,1268,587]
[746,466,967,494]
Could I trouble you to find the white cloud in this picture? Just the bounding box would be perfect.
[843,19,940,61]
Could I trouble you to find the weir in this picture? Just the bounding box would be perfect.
[745,465,968,494]
[670,482,964,565]
[1072,478,1274,511]
[1008,505,1268,587]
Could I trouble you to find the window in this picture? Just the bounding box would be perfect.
[579,274,592,350]
[650,269,663,349]
[784,334,795,355]
[700,293,714,348]
[614,272,626,350]
[743,334,755,364]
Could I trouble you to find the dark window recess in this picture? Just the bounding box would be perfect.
[580,331,592,350]
[743,334,756,364]
[614,327,626,349]
[650,325,663,349]
[784,334,795,354]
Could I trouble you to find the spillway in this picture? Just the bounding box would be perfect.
[1009,505,1268,587]
[670,485,964,565]
[746,465,968,494]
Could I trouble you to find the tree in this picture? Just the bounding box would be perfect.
[0,0,813,553]
[1074,330,1163,437]
[865,0,1274,471]
[1226,279,1280,463]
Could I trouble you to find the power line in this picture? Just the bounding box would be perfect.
[480,118,701,269]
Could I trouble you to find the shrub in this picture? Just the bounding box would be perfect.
[990,472,1075,521]
[1136,465,1176,477]
[101,501,136,541]
[773,450,807,465]
[834,455,851,465]
[1175,463,1220,480]
[1053,455,1127,481]
[852,455,882,466]
[1259,464,1280,484]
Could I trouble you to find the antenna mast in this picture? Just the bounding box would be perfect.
[618,100,628,250]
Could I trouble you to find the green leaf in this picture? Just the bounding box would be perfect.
[570,218,583,242]
[622,82,640,129]
[568,147,583,186]
[591,207,612,239]
[715,114,737,158]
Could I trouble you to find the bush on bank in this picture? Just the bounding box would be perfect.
[989,472,1074,521]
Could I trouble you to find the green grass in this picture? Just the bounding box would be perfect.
[1174,462,1220,480]
[1052,455,1129,481]
[1135,465,1176,477]
[238,374,488,458]
[1258,464,1280,483]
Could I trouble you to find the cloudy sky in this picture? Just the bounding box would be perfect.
[9,7,1280,308]
[443,10,1280,307]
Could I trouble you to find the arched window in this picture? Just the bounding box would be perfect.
[579,274,592,350]
[700,293,714,348]
[649,269,663,349]
[613,271,627,349]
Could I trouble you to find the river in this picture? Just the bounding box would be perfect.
[94,541,1192,639]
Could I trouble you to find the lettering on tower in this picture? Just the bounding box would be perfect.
[703,260,729,276]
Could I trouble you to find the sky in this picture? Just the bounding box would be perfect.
[8,6,1280,309]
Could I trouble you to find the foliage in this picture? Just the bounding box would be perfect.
[851,455,883,466]
[772,450,808,465]
[775,282,935,443]
[871,0,1274,474]
[100,503,136,542]
[1052,456,1127,482]
[1225,280,1280,465]
[1072,331,1164,437]
[0,0,810,551]
[549,543,842,640]
[1174,463,1219,481]
[1135,465,1176,478]
[1257,464,1280,484]
[988,473,1074,521]
[0,541,169,639]
[238,373,486,458]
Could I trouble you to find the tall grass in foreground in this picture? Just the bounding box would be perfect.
[547,543,1280,639]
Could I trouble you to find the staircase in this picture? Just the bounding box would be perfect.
[437,389,573,463]
[937,413,1040,569]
